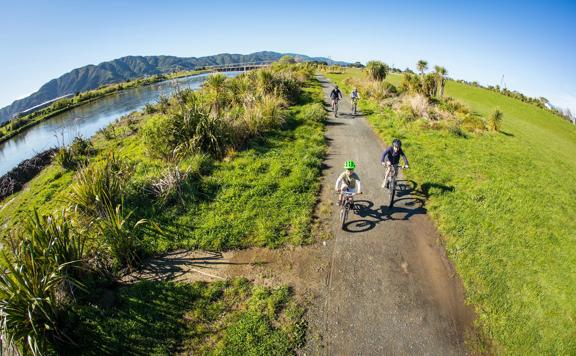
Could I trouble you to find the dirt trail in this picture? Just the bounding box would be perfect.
[125,76,475,355]
[302,76,474,355]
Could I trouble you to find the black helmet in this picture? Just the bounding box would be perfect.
[335,85,339,89]
[392,139,401,148]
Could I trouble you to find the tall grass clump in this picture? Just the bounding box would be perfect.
[67,154,131,218]
[488,108,504,131]
[0,211,85,355]
[301,102,326,122]
[54,136,95,170]
[96,198,148,271]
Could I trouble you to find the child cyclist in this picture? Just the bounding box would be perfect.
[335,160,362,205]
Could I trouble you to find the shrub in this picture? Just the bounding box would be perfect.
[54,146,77,169]
[96,198,147,271]
[68,155,131,218]
[461,113,487,133]
[365,61,389,81]
[241,95,287,137]
[363,81,397,101]
[400,73,422,94]
[144,103,157,114]
[157,95,170,114]
[404,94,430,119]
[488,108,504,132]
[301,103,326,122]
[142,114,179,159]
[54,136,95,170]
[0,211,85,355]
[439,96,469,114]
[148,166,192,206]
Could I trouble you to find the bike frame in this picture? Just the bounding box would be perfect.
[384,164,403,208]
[351,97,358,114]
[339,191,356,229]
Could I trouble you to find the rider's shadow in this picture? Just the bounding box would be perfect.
[341,185,426,233]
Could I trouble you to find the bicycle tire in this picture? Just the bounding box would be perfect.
[388,177,396,208]
[340,207,348,229]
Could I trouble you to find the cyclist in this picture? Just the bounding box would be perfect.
[350,87,360,114]
[381,139,409,189]
[330,85,343,116]
[335,160,362,205]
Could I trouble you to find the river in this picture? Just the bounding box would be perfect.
[0,72,240,176]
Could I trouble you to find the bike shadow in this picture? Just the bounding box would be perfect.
[341,190,426,233]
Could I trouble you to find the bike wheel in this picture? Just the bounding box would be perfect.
[388,178,396,208]
[340,207,348,229]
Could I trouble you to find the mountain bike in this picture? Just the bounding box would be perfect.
[338,190,357,229]
[383,165,406,208]
[332,99,339,117]
[351,97,358,115]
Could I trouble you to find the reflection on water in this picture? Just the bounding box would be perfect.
[0,72,240,176]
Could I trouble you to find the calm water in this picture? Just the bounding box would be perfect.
[0,72,240,176]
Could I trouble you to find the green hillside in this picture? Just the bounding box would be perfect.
[328,69,576,354]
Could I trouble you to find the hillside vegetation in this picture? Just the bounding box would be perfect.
[326,67,576,354]
[0,62,325,354]
[0,51,345,122]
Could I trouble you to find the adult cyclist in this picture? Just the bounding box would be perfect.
[381,139,409,189]
[330,85,343,117]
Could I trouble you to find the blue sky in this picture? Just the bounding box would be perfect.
[1,0,575,113]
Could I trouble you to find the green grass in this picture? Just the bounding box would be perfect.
[0,68,323,354]
[69,278,305,355]
[326,70,576,354]
[163,101,325,250]
[0,78,325,254]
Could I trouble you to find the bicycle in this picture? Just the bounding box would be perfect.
[332,99,339,117]
[383,164,406,208]
[338,190,358,229]
[351,97,358,115]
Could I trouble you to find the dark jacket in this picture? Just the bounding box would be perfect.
[381,146,409,165]
[330,88,342,100]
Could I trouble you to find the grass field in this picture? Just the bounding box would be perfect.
[68,278,305,355]
[326,69,576,354]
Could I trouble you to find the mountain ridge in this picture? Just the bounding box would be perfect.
[0,51,347,122]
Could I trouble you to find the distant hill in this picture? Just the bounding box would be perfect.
[0,51,348,122]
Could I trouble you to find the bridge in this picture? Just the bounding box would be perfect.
[201,61,274,72]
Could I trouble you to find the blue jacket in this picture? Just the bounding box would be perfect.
[381,146,409,165]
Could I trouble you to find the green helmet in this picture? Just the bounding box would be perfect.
[344,160,356,169]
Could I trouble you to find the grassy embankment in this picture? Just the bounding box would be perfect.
[0,63,326,354]
[325,68,576,354]
[0,69,207,144]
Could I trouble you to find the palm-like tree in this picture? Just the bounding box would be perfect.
[434,66,448,97]
[417,60,428,77]
[365,60,389,81]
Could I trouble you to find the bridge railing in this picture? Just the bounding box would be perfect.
[201,61,275,71]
